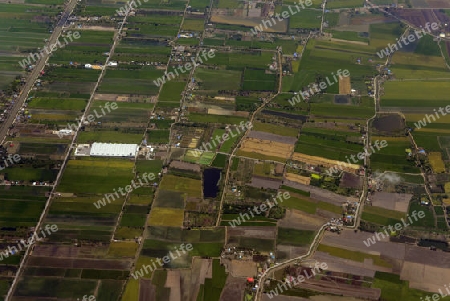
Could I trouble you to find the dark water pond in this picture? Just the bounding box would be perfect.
[203,168,221,198]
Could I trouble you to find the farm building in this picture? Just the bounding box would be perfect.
[90,143,139,157]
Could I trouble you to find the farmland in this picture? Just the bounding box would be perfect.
[1,0,449,299]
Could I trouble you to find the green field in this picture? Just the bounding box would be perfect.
[318,244,392,268]
[284,39,379,92]
[362,205,405,226]
[277,228,316,246]
[382,81,450,108]
[373,272,450,301]
[159,174,202,197]
[195,68,242,90]
[57,159,134,193]
[27,98,87,111]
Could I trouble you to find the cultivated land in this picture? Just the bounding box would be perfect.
[0,0,449,299]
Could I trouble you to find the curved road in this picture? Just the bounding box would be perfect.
[254,65,382,301]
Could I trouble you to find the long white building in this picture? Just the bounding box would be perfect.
[90,143,139,157]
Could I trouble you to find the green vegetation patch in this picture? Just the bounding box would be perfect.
[277,228,316,246]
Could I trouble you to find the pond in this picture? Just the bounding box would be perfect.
[203,168,221,198]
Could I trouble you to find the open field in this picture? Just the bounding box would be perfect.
[147,208,185,227]
[4,0,450,299]
[239,137,294,161]
[428,152,446,173]
[382,81,450,108]
[159,174,202,197]
[57,159,134,193]
[292,152,360,173]
[317,244,392,268]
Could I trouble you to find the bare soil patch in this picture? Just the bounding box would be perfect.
[339,76,351,94]
[370,192,412,213]
[340,172,363,189]
[165,270,181,301]
[401,261,450,293]
[278,209,326,231]
[227,226,277,240]
[285,173,311,185]
[139,279,156,301]
[220,276,247,301]
[292,153,360,173]
[248,176,282,190]
[189,258,212,301]
[297,279,381,300]
[372,114,404,134]
[169,160,201,173]
[240,138,294,160]
[227,259,257,277]
[282,180,352,206]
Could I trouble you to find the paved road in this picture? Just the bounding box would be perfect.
[3,0,80,298]
[0,0,78,144]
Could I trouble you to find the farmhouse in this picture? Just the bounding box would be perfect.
[90,143,139,157]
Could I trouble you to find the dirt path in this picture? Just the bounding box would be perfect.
[215,47,283,227]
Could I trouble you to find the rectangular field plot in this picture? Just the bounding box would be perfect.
[153,190,185,209]
[158,81,186,102]
[159,174,202,197]
[370,22,403,49]
[139,0,188,10]
[76,130,143,144]
[195,68,242,90]
[204,51,274,70]
[27,97,88,111]
[87,100,152,126]
[98,67,165,95]
[113,42,171,63]
[126,15,182,37]
[382,81,450,108]
[369,137,419,173]
[147,207,185,227]
[6,166,58,182]
[57,159,134,194]
[390,52,449,79]
[295,128,363,162]
[284,39,379,92]
[14,277,97,299]
[242,69,276,91]
[48,30,114,64]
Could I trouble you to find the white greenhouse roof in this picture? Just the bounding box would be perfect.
[90,143,138,157]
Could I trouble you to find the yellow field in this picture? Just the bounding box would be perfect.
[405,113,450,123]
[122,278,139,301]
[339,76,351,94]
[159,174,202,197]
[445,183,450,194]
[292,152,360,173]
[148,208,184,227]
[285,172,311,185]
[429,152,446,173]
[291,60,300,73]
[107,241,139,257]
[68,159,134,169]
[239,138,294,160]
